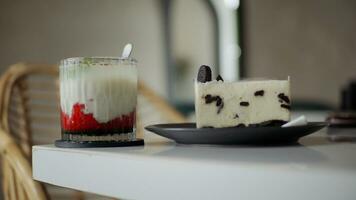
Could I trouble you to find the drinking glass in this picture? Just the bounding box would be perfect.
[59,57,137,142]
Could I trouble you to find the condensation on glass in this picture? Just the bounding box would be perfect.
[59,57,138,142]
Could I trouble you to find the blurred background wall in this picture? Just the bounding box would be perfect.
[0,0,215,103]
[0,0,168,97]
[243,0,356,108]
[1,0,356,111]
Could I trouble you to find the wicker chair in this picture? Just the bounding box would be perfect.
[0,62,185,200]
[0,128,47,200]
[0,63,59,158]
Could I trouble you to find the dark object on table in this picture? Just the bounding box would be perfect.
[327,127,356,142]
[341,80,356,111]
[145,122,326,145]
[326,112,356,127]
[327,80,356,141]
[326,112,356,142]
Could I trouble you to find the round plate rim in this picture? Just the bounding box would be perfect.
[144,122,327,145]
[145,122,327,132]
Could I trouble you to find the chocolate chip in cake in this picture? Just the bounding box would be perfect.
[240,101,250,106]
[204,94,224,114]
[254,90,264,96]
[234,114,239,119]
[235,124,246,128]
[217,102,224,114]
[216,75,224,82]
[204,94,215,104]
[197,65,212,83]
[205,95,211,101]
[281,104,291,110]
[278,93,290,103]
[248,120,287,127]
[216,97,222,106]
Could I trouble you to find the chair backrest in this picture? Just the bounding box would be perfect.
[137,83,186,138]
[0,63,59,158]
[0,128,48,200]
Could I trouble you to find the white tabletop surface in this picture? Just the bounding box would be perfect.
[32,112,356,200]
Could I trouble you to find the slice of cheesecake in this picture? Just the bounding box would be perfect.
[195,65,291,128]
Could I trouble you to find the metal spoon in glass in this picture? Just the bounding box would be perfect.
[121,43,133,59]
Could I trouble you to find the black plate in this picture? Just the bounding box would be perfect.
[145,122,326,145]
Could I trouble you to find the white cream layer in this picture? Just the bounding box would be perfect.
[60,65,137,123]
[195,79,291,128]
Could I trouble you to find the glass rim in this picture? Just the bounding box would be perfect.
[60,56,138,66]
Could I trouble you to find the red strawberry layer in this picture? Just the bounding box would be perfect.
[61,103,135,132]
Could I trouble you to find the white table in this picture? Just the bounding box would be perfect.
[33,112,356,200]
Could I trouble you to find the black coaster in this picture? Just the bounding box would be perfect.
[55,138,144,148]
